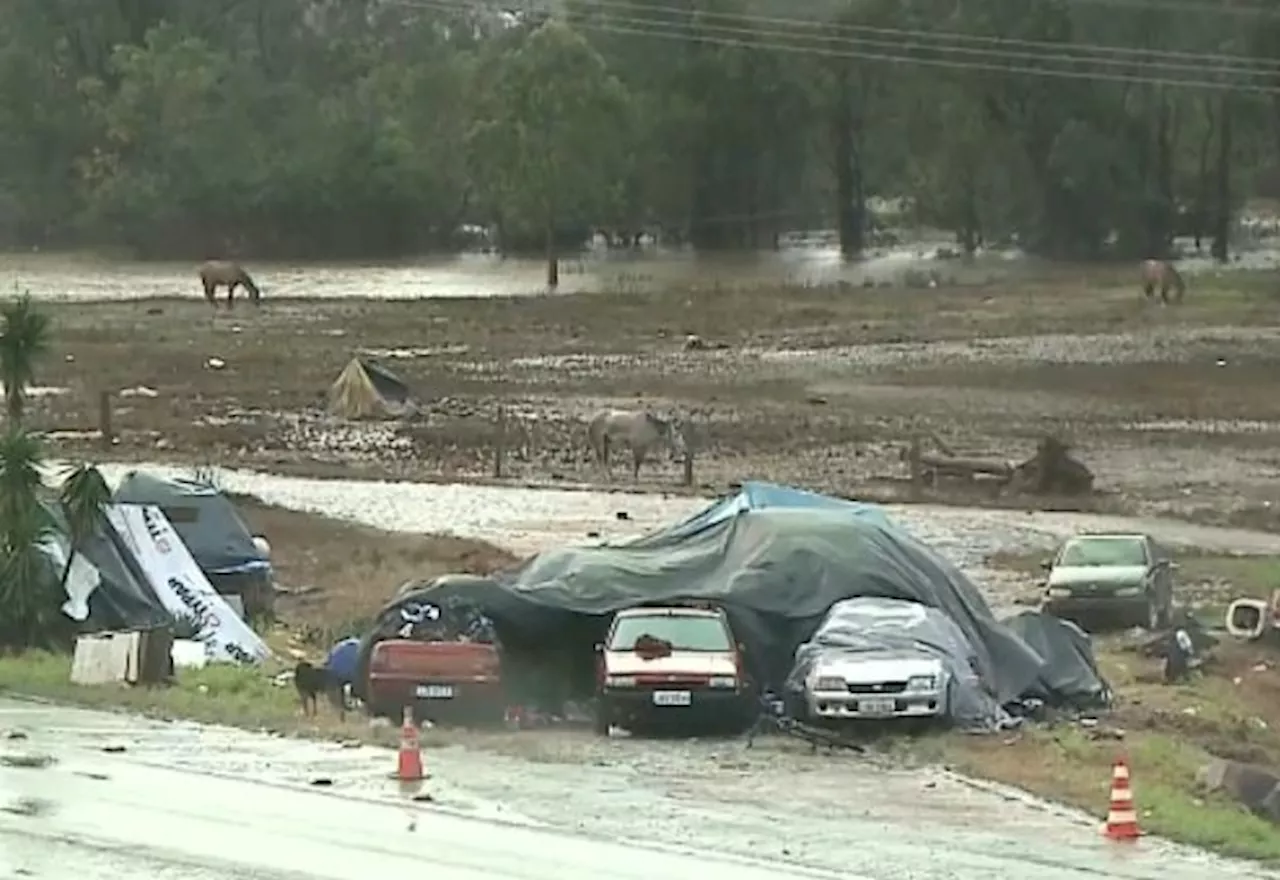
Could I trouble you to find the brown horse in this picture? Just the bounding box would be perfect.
[1141,259,1185,304]
[198,260,262,309]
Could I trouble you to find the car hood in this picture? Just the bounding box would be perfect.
[1048,564,1148,587]
[604,650,736,677]
[811,649,944,684]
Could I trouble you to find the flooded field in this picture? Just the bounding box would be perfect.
[3,237,1275,302]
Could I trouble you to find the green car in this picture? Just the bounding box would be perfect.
[1041,533,1176,630]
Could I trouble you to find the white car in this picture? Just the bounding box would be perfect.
[790,598,975,724]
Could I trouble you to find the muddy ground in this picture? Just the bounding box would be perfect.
[30,271,1280,529]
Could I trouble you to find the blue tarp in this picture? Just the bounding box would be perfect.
[630,481,896,547]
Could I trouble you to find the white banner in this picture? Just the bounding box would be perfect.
[108,504,269,665]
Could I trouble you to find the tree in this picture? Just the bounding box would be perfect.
[0,292,51,427]
[0,427,59,651]
[57,463,112,594]
[469,20,633,287]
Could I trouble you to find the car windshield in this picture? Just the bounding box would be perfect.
[1058,537,1148,568]
[608,614,731,651]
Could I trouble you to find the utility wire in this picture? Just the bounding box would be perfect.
[566,0,1280,71]
[392,0,1280,93]
[560,1,1272,78]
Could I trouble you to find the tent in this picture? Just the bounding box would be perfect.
[358,481,1103,715]
[38,500,172,633]
[328,357,412,420]
[112,472,273,617]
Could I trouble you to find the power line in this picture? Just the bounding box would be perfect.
[568,0,1280,71]
[559,1,1274,78]
[1057,0,1278,18]
[394,0,1280,93]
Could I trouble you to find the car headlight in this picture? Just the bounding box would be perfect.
[1115,586,1142,597]
[907,675,938,692]
[814,676,846,691]
[708,676,738,689]
[605,675,636,688]
[1046,587,1071,598]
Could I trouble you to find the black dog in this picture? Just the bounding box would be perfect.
[294,661,346,720]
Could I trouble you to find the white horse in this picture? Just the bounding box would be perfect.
[587,408,687,481]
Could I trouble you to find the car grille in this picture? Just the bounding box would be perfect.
[846,681,907,695]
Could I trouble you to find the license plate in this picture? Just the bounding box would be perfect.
[859,697,896,716]
[652,690,692,707]
[415,684,454,699]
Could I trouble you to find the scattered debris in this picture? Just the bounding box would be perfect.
[205,356,227,370]
[120,385,159,399]
[1009,435,1094,496]
[101,744,127,754]
[0,753,55,769]
[2,797,52,817]
[4,730,27,740]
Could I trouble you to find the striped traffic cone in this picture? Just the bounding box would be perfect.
[396,705,424,783]
[1103,757,1141,841]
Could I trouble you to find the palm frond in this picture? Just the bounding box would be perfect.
[0,428,45,531]
[0,293,51,425]
[59,463,111,543]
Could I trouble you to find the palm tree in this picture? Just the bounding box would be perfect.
[57,463,112,592]
[0,427,57,649]
[0,293,51,427]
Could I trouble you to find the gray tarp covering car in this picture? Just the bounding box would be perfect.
[357,482,1108,715]
[786,597,1008,730]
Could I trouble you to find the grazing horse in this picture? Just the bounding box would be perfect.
[199,260,262,309]
[1141,259,1185,304]
[587,408,686,481]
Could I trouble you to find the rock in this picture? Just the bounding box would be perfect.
[1198,758,1280,823]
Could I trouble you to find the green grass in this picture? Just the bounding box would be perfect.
[942,726,1280,864]
[0,651,401,746]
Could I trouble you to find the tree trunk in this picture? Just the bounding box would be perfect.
[1212,96,1233,264]
[1194,110,1214,251]
[833,64,864,260]
[544,212,558,289]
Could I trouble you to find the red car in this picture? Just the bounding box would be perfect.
[594,605,754,735]
[366,638,506,724]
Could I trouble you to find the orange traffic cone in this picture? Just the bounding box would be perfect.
[1103,757,1141,841]
[397,705,424,782]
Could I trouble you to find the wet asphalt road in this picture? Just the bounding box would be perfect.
[3,699,1278,879]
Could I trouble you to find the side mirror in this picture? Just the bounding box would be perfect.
[593,642,604,653]
[1039,560,1052,572]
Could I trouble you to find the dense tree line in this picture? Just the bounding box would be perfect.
[0,0,1276,263]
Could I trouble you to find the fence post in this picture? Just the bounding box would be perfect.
[98,390,114,449]
[493,405,506,479]
[682,449,694,487]
[907,435,923,500]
